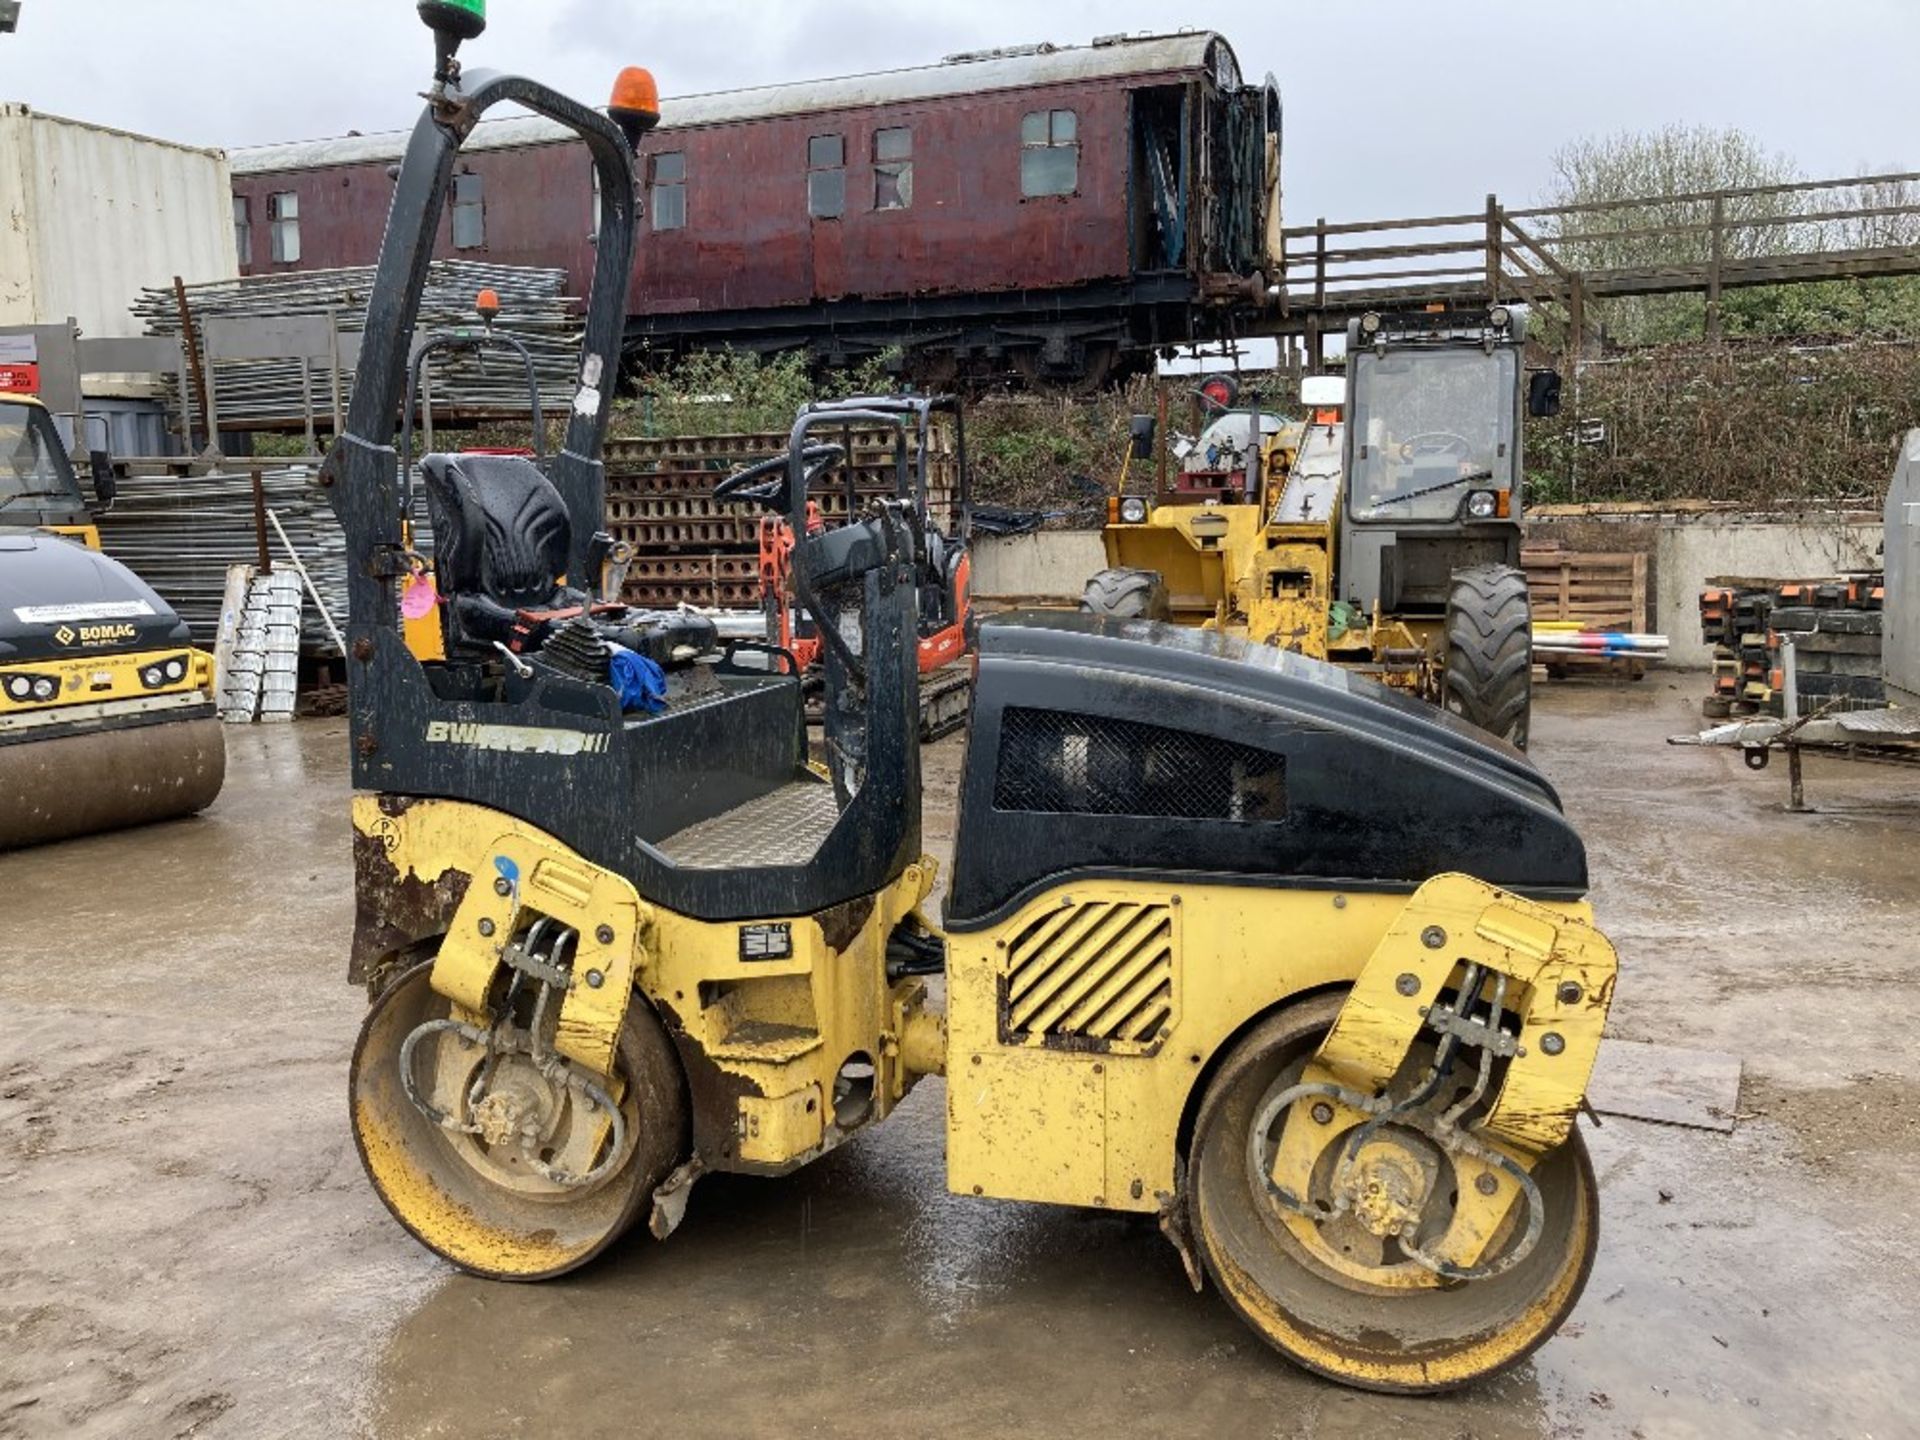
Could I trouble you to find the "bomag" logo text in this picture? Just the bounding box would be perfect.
[53,623,140,647]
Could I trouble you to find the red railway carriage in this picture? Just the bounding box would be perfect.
[229,32,1279,385]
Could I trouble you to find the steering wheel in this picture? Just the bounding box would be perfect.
[713,443,846,507]
[1398,431,1474,461]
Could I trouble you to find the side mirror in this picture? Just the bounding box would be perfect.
[1128,414,1157,461]
[1528,369,1563,418]
[88,451,117,513]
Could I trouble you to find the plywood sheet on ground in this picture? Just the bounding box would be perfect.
[1587,1038,1743,1132]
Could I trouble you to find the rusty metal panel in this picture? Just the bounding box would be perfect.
[628,85,1140,315]
[235,143,598,295]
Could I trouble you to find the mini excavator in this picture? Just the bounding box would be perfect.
[715,392,973,738]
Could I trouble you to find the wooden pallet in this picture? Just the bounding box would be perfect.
[1522,546,1650,679]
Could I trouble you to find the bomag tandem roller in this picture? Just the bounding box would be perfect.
[340,3,1617,1392]
[0,393,223,849]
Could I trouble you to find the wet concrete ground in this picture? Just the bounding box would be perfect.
[3,679,1918,1439]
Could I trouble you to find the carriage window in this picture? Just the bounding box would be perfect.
[873,126,912,211]
[650,151,686,231]
[590,163,601,239]
[807,134,845,219]
[1020,109,1078,197]
[993,707,1286,822]
[268,192,300,263]
[451,172,485,249]
[233,196,252,263]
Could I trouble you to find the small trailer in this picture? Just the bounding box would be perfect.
[1672,431,1920,809]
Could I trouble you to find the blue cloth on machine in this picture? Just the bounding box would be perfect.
[607,643,668,713]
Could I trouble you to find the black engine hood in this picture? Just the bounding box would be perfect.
[944,611,1586,929]
[0,530,192,662]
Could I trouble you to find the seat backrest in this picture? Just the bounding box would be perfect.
[420,453,572,610]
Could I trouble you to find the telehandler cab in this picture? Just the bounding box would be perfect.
[339,2,1617,1392]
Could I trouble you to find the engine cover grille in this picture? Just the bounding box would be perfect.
[999,897,1177,1054]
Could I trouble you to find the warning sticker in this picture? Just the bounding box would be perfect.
[14,600,156,624]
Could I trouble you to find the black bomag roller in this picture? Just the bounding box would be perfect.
[337,1,1621,1394]
[0,394,224,849]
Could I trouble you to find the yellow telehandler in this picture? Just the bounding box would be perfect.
[1085,311,1560,747]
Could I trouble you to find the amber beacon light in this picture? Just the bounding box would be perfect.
[608,67,661,149]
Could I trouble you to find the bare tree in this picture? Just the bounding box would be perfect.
[1536,126,1804,342]
[1534,128,1920,342]
[1839,171,1920,250]
[1543,125,1804,263]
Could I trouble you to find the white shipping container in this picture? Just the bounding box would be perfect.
[0,102,239,340]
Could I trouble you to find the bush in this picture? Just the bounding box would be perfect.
[616,349,897,438]
[1526,340,1920,507]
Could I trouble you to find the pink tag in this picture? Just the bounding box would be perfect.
[401,573,438,621]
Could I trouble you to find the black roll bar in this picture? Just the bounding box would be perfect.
[325,68,638,634]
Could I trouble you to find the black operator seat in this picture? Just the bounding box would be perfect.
[419,451,716,667]
[419,452,578,648]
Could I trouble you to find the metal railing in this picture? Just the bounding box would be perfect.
[1275,169,1920,350]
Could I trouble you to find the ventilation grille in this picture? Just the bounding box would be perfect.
[993,707,1286,822]
[1001,898,1176,1053]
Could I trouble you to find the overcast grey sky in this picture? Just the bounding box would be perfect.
[5,0,1916,220]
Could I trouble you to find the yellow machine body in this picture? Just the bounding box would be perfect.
[0,646,213,718]
[39,521,103,549]
[0,394,226,849]
[353,794,1612,1240]
[943,873,1610,1217]
[1100,422,1436,696]
[353,795,942,1176]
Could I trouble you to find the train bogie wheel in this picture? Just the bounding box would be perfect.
[1187,995,1599,1393]
[350,959,687,1280]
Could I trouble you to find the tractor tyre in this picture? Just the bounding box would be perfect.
[1081,567,1171,622]
[1443,563,1533,749]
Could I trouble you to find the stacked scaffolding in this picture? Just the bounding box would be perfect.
[134,261,580,435]
[92,466,391,657]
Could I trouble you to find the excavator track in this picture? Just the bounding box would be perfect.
[917,660,972,740]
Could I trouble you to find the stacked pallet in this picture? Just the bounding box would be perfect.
[1522,546,1650,676]
[1697,576,1884,718]
[602,424,956,609]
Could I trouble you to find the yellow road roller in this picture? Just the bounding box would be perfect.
[0,393,223,849]
[337,3,1616,1392]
